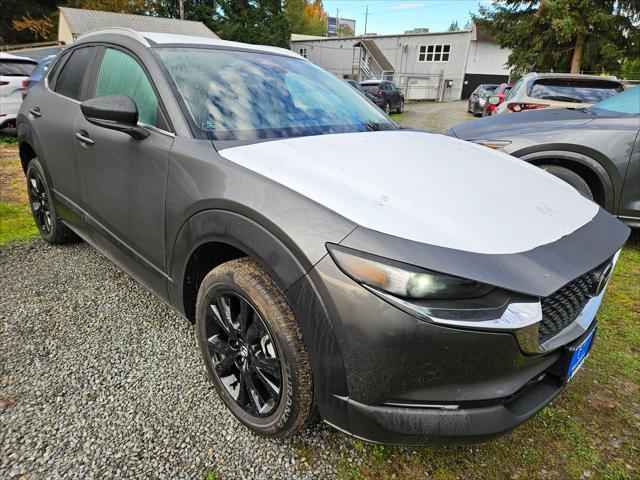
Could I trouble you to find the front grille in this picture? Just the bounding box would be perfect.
[538,267,601,344]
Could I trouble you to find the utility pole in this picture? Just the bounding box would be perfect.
[364,5,369,35]
[179,0,185,20]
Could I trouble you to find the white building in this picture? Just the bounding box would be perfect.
[291,24,511,101]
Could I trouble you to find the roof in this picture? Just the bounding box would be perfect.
[291,29,471,43]
[78,29,302,60]
[525,72,619,81]
[0,52,38,63]
[59,7,218,39]
[290,34,325,42]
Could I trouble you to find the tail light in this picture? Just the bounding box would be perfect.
[507,102,549,112]
[22,80,30,88]
[489,104,496,112]
[372,90,383,97]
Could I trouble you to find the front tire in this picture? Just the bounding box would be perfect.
[26,158,76,244]
[385,101,391,114]
[539,165,594,200]
[195,258,315,438]
[396,100,404,113]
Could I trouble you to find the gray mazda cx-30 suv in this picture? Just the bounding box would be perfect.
[17,29,629,445]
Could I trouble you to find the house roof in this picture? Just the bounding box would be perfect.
[59,7,218,39]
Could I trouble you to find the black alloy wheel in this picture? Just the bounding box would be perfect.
[27,167,51,236]
[204,291,282,417]
[195,257,315,438]
[25,158,77,244]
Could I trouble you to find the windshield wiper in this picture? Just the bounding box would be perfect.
[540,95,582,103]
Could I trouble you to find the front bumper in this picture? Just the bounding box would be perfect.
[308,251,607,445]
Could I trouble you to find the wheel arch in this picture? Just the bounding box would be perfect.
[169,209,351,423]
[168,209,309,323]
[515,147,617,212]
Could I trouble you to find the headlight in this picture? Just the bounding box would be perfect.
[327,245,493,300]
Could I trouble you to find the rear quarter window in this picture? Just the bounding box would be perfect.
[529,79,623,103]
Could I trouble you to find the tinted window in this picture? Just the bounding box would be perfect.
[479,84,499,96]
[158,48,393,141]
[0,60,36,76]
[529,79,623,103]
[591,86,639,115]
[54,47,94,100]
[95,48,158,126]
[362,83,381,93]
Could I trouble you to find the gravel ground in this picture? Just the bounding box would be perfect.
[396,100,473,132]
[0,242,343,479]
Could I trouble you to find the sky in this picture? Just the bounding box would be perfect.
[322,0,493,36]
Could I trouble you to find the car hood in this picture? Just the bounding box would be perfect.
[218,130,598,255]
[447,108,594,140]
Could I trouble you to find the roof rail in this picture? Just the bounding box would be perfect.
[77,28,150,47]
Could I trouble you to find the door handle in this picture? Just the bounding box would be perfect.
[75,131,95,146]
[29,107,42,118]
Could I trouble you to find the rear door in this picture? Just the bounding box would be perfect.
[74,46,174,296]
[26,46,97,235]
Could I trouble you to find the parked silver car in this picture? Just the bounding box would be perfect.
[493,72,623,115]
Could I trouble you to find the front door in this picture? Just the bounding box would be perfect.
[74,46,174,297]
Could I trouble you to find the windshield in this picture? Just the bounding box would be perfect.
[0,60,36,77]
[529,79,622,103]
[590,86,639,115]
[157,48,395,141]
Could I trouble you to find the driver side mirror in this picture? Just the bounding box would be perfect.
[80,95,149,140]
[488,95,500,106]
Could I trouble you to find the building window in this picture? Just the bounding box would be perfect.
[418,44,450,62]
[299,48,307,58]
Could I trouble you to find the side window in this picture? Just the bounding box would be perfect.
[53,47,94,100]
[95,48,159,126]
[505,79,522,101]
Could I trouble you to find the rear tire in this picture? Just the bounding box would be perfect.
[195,258,315,438]
[26,158,77,244]
[540,165,594,200]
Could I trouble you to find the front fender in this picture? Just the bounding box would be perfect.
[512,146,617,212]
[167,209,351,424]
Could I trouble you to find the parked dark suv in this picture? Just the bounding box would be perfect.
[360,79,404,114]
[17,29,629,445]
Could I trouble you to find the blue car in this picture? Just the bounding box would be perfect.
[22,55,56,93]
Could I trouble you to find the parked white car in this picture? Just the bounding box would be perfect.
[1,52,37,129]
[492,72,623,115]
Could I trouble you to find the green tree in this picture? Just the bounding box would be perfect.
[215,0,290,47]
[284,0,327,36]
[474,0,640,75]
[448,20,459,31]
[336,24,354,37]
[0,0,59,45]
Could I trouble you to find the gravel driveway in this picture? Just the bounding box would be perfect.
[1,242,343,479]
